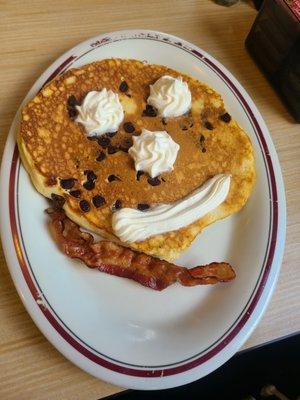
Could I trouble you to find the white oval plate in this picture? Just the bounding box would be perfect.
[0,30,286,390]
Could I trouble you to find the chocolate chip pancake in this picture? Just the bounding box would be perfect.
[18,58,255,261]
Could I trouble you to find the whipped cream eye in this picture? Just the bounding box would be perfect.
[128,128,180,178]
[76,89,124,137]
[147,75,192,118]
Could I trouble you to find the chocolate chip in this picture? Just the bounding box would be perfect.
[87,136,98,141]
[96,151,106,162]
[136,171,144,181]
[108,174,120,182]
[69,190,81,198]
[137,203,150,211]
[107,131,117,138]
[79,200,90,212]
[92,195,105,208]
[204,121,214,130]
[83,180,95,190]
[119,146,129,153]
[68,108,78,119]
[202,148,207,153]
[67,95,79,108]
[142,104,157,117]
[107,144,118,154]
[181,125,188,131]
[123,122,135,133]
[98,136,111,148]
[119,138,133,152]
[60,178,76,189]
[200,134,205,142]
[147,177,161,186]
[162,118,167,125]
[51,193,65,210]
[125,138,133,147]
[46,176,57,186]
[119,81,128,92]
[113,199,122,211]
[84,170,97,181]
[219,112,231,123]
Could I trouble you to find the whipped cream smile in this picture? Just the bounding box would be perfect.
[76,89,124,136]
[129,128,180,178]
[112,174,231,243]
[147,75,192,118]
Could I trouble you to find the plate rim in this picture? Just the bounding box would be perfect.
[0,29,286,389]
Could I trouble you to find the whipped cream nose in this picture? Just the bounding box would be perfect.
[75,89,124,137]
[128,128,180,178]
[147,75,192,118]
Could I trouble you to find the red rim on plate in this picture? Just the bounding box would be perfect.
[5,31,282,379]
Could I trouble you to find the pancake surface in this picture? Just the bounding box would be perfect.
[18,59,255,261]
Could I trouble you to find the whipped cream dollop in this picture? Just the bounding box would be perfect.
[112,174,231,243]
[75,89,124,136]
[147,75,192,118]
[128,128,180,178]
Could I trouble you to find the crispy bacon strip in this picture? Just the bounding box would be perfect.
[47,209,235,290]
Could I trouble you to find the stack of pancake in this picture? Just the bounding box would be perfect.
[18,59,255,261]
